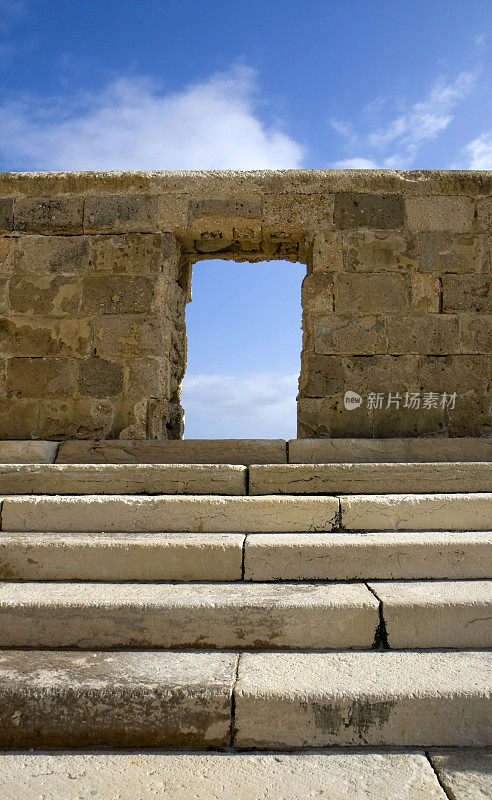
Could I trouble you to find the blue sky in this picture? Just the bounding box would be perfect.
[1,0,491,436]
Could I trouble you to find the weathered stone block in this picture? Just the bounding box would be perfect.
[309,232,343,273]
[297,396,374,438]
[334,273,409,313]
[7,357,78,398]
[0,198,13,232]
[476,195,492,231]
[416,232,486,273]
[459,315,492,353]
[300,354,346,396]
[0,316,90,358]
[0,357,6,396]
[410,274,440,312]
[313,314,387,355]
[334,193,404,229]
[79,358,124,397]
[406,196,475,232]
[90,233,168,274]
[0,398,39,438]
[81,275,157,314]
[14,235,90,275]
[9,275,81,315]
[38,398,115,440]
[84,195,157,233]
[386,314,460,354]
[447,392,491,437]
[343,231,418,271]
[0,278,7,314]
[190,197,262,244]
[301,273,334,312]
[126,357,170,397]
[345,355,420,393]
[372,404,447,437]
[442,274,490,312]
[0,237,14,276]
[418,355,490,394]
[14,196,83,234]
[263,193,334,236]
[158,192,190,231]
[91,314,167,357]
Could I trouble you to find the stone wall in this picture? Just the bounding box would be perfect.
[0,170,490,439]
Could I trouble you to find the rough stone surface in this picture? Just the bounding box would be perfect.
[369,580,492,648]
[0,170,489,439]
[0,650,236,748]
[0,581,379,649]
[428,748,492,800]
[0,751,450,800]
[0,494,341,533]
[0,441,58,463]
[249,462,492,494]
[234,651,492,747]
[0,532,244,581]
[0,463,247,495]
[340,492,492,531]
[288,437,492,463]
[244,531,492,581]
[56,438,288,464]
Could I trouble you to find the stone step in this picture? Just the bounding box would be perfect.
[1,650,489,750]
[249,462,492,494]
[0,582,379,650]
[244,531,492,580]
[0,532,245,581]
[234,650,491,748]
[1,462,489,497]
[0,650,237,749]
[0,463,247,495]
[56,439,288,465]
[340,493,492,531]
[289,437,492,463]
[369,580,492,648]
[0,495,340,533]
[1,493,491,532]
[4,750,485,800]
[3,531,489,582]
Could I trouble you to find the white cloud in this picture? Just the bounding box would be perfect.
[330,71,477,168]
[0,65,305,170]
[466,132,492,168]
[332,158,379,169]
[181,372,298,438]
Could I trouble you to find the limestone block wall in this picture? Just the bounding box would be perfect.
[0,170,490,439]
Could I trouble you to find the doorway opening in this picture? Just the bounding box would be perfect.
[181,259,304,438]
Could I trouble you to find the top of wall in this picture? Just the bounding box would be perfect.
[0,169,491,197]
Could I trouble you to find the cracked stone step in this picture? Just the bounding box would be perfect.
[0,441,59,464]
[0,582,379,649]
[0,532,245,581]
[234,650,492,748]
[244,531,492,581]
[369,580,492,648]
[339,493,492,531]
[0,650,237,749]
[288,437,492,463]
[428,748,492,800]
[0,495,340,533]
[56,439,288,465]
[249,463,492,494]
[0,750,453,800]
[0,464,247,496]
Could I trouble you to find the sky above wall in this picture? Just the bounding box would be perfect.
[1,0,491,436]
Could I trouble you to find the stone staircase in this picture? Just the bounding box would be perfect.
[0,439,491,799]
